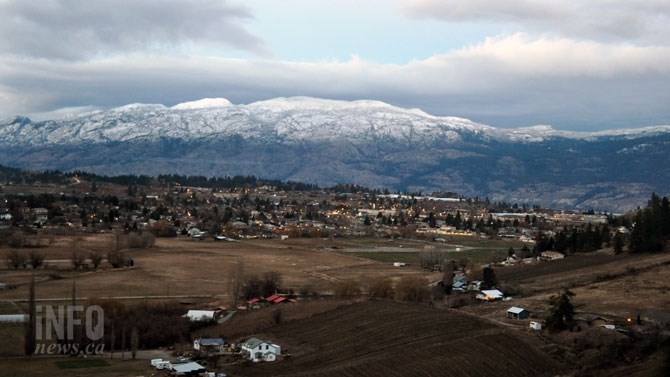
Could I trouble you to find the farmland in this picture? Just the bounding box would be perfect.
[223,300,563,377]
[1,233,670,375]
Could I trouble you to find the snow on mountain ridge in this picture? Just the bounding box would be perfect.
[171,98,232,110]
[1,97,669,147]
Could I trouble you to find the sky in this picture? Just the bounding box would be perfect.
[1,0,669,130]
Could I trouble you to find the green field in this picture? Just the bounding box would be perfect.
[347,252,419,264]
[348,249,508,264]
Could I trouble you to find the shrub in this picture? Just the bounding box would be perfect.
[396,276,431,303]
[334,279,361,298]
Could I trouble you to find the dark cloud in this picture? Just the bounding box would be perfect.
[0,0,268,60]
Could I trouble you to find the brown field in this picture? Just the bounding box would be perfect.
[482,251,670,322]
[2,234,670,375]
[224,300,563,377]
[0,235,441,306]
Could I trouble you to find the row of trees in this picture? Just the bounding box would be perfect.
[629,194,670,253]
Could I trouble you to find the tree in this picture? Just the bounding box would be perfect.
[261,271,282,297]
[71,251,86,269]
[90,251,104,269]
[130,327,139,360]
[7,250,26,270]
[427,212,437,228]
[230,258,244,307]
[613,232,624,254]
[440,260,455,295]
[546,289,576,331]
[28,251,44,269]
[482,266,497,289]
[107,250,127,268]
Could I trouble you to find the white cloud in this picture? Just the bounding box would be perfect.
[0,0,268,60]
[399,0,670,43]
[2,34,669,129]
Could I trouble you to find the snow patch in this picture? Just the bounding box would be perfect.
[171,98,232,110]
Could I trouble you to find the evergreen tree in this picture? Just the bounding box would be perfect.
[546,289,575,331]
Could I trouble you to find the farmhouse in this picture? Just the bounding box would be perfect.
[194,337,225,353]
[241,337,281,362]
[507,307,531,320]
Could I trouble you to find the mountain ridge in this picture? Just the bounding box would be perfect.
[1,97,669,212]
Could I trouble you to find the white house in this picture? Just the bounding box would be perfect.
[241,337,281,362]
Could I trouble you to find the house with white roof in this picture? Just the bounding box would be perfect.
[184,310,217,322]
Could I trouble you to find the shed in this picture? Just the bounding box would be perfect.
[0,314,27,323]
[507,307,530,320]
[479,289,504,301]
[576,314,608,327]
[172,361,206,376]
[184,310,216,322]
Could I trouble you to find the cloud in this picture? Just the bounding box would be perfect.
[2,34,669,130]
[399,0,670,43]
[0,0,268,60]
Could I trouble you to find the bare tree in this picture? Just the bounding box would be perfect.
[71,251,86,269]
[262,271,282,297]
[441,260,455,295]
[7,250,26,269]
[28,251,45,269]
[107,250,126,268]
[230,258,244,307]
[90,251,103,269]
[130,327,139,360]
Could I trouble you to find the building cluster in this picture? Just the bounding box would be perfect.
[0,180,618,245]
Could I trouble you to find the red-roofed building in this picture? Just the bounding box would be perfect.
[265,294,280,302]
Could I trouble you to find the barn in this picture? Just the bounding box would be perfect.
[507,307,530,320]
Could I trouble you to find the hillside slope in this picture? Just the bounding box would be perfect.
[227,300,563,377]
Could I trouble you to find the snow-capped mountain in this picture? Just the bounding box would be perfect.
[1,97,669,212]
